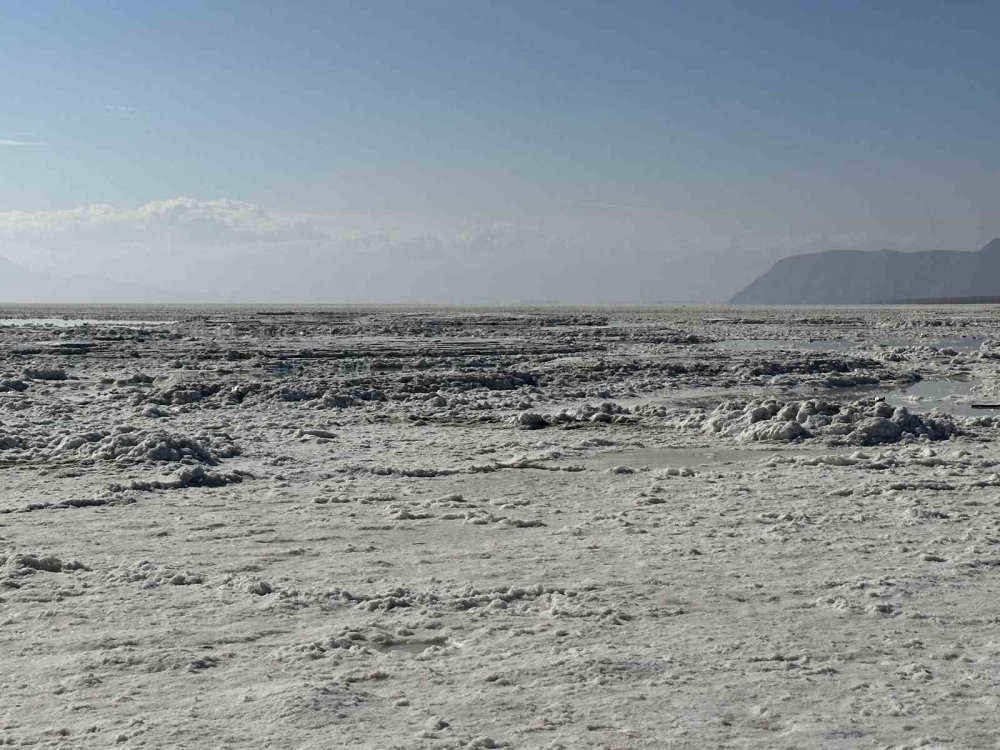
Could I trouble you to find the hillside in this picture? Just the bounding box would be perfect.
[0,255,172,303]
[731,239,1000,304]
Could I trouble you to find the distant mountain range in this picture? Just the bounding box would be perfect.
[7,240,1000,307]
[0,255,171,303]
[731,239,1000,305]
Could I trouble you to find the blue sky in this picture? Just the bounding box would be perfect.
[1,1,998,301]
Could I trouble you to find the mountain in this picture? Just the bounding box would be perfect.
[0,255,174,303]
[730,239,1000,304]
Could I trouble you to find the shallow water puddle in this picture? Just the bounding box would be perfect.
[0,318,176,327]
[876,337,985,352]
[712,339,856,352]
[579,445,852,469]
[636,378,999,420]
[263,362,297,377]
[886,379,1000,416]
[373,638,449,655]
[712,337,985,353]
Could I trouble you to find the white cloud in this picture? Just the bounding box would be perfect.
[0,139,47,147]
[0,197,324,244]
[0,197,949,303]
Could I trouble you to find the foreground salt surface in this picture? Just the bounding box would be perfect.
[2,305,1000,748]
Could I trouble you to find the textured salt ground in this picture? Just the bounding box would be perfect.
[6,450,1000,748]
[1,305,1000,749]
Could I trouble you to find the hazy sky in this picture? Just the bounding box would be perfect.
[2,1,999,302]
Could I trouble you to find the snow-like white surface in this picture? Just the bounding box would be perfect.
[2,305,999,748]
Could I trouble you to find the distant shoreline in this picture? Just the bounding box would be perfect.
[884,296,1000,305]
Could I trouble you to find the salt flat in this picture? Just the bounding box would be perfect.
[2,305,1000,748]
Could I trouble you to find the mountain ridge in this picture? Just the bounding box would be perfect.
[731,239,1000,305]
[0,254,176,303]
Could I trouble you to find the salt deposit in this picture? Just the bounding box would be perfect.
[2,304,1000,748]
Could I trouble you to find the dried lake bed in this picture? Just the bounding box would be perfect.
[2,304,1000,749]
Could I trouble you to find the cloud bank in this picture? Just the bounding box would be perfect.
[0,197,933,304]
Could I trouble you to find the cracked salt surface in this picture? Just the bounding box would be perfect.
[3,304,1000,748]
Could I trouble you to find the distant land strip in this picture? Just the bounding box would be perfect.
[885,296,1000,305]
[730,239,1000,305]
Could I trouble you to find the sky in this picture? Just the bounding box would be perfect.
[1,0,999,303]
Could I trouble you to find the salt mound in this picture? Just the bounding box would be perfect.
[73,430,239,464]
[0,431,28,450]
[107,560,204,587]
[0,427,243,464]
[146,375,223,405]
[513,402,636,429]
[119,465,248,491]
[677,398,958,445]
[23,367,69,381]
[1,552,88,578]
